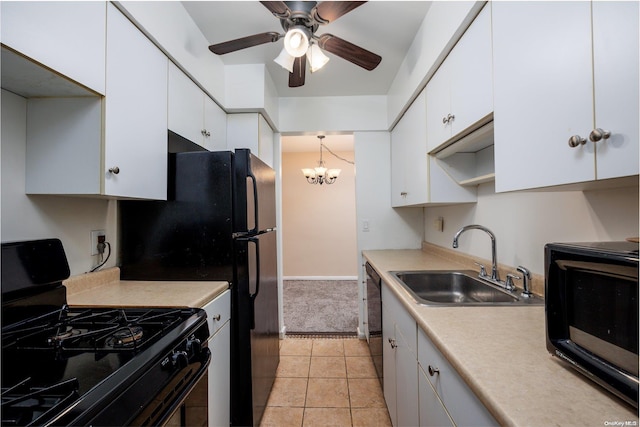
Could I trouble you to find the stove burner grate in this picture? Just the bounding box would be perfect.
[1,377,79,426]
[2,307,188,357]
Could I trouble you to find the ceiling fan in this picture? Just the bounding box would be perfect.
[208,1,382,88]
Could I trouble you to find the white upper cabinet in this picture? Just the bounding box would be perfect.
[103,3,168,199]
[492,1,639,192]
[591,1,639,180]
[391,91,476,208]
[168,62,227,151]
[24,4,169,200]
[426,4,493,152]
[1,1,106,94]
[391,91,429,207]
[226,113,274,167]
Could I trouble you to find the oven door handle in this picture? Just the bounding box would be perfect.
[155,347,212,427]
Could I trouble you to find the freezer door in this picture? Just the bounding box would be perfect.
[234,149,276,234]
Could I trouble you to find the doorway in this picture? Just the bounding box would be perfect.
[280,134,358,335]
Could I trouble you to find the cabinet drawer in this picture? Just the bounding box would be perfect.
[202,289,230,338]
[418,328,496,426]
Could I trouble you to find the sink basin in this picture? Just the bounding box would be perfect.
[389,270,544,306]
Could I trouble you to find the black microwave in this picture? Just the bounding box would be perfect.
[545,241,639,407]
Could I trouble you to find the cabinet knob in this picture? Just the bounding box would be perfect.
[388,338,397,349]
[108,167,120,175]
[213,314,221,321]
[400,192,408,197]
[428,365,440,376]
[568,135,587,148]
[201,129,211,137]
[589,128,611,142]
[442,113,455,124]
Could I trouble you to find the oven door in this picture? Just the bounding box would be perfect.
[132,346,211,427]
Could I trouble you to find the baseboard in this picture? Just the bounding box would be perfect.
[280,325,286,340]
[283,276,358,281]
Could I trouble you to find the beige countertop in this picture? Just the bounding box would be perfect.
[363,245,638,427]
[64,267,228,309]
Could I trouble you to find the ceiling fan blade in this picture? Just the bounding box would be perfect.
[317,34,381,71]
[208,32,281,55]
[314,1,366,23]
[260,1,290,18]
[289,56,306,87]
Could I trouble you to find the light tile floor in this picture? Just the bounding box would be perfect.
[260,338,392,427]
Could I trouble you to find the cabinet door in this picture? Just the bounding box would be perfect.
[204,97,228,152]
[391,91,428,207]
[382,303,398,426]
[169,62,206,146]
[493,2,594,192]
[258,115,274,168]
[425,62,452,152]
[395,327,419,427]
[448,4,493,136]
[104,3,168,199]
[592,1,639,180]
[227,113,260,154]
[208,321,230,427]
[1,1,106,94]
[418,367,454,427]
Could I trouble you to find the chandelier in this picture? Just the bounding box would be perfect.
[301,136,341,185]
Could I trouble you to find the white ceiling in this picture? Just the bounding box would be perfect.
[182,1,432,98]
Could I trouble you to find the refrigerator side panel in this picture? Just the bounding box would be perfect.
[119,151,235,281]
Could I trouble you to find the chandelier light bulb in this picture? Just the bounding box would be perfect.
[284,27,310,57]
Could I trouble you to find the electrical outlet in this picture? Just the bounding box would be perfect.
[91,230,106,255]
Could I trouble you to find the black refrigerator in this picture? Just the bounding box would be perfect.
[118,149,279,427]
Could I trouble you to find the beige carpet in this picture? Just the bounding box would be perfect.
[283,280,359,335]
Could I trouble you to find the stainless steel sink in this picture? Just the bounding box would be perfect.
[389,270,544,306]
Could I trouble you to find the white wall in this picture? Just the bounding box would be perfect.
[424,182,639,275]
[1,90,118,275]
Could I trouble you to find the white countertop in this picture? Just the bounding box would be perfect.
[363,246,638,426]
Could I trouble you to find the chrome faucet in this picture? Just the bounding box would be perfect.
[452,225,502,286]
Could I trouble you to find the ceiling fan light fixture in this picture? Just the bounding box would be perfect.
[274,47,295,72]
[284,26,310,57]
[308,43,330,73]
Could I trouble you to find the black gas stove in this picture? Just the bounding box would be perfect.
[1,239,211,426]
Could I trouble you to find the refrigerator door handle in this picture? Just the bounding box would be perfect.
[248,236,260,330]
[248,172,259,235]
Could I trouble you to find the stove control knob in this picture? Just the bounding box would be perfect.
[172,351,188,369]
[187,338,202,357]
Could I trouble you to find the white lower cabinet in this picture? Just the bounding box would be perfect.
[418,328,497,426]
[202,290,231,427]
[382,283,419,427]
[382,280,497,426]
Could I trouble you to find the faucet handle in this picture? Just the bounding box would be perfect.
[474,262,487,277]
[505,273,521,291]
[516,266,533,298]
